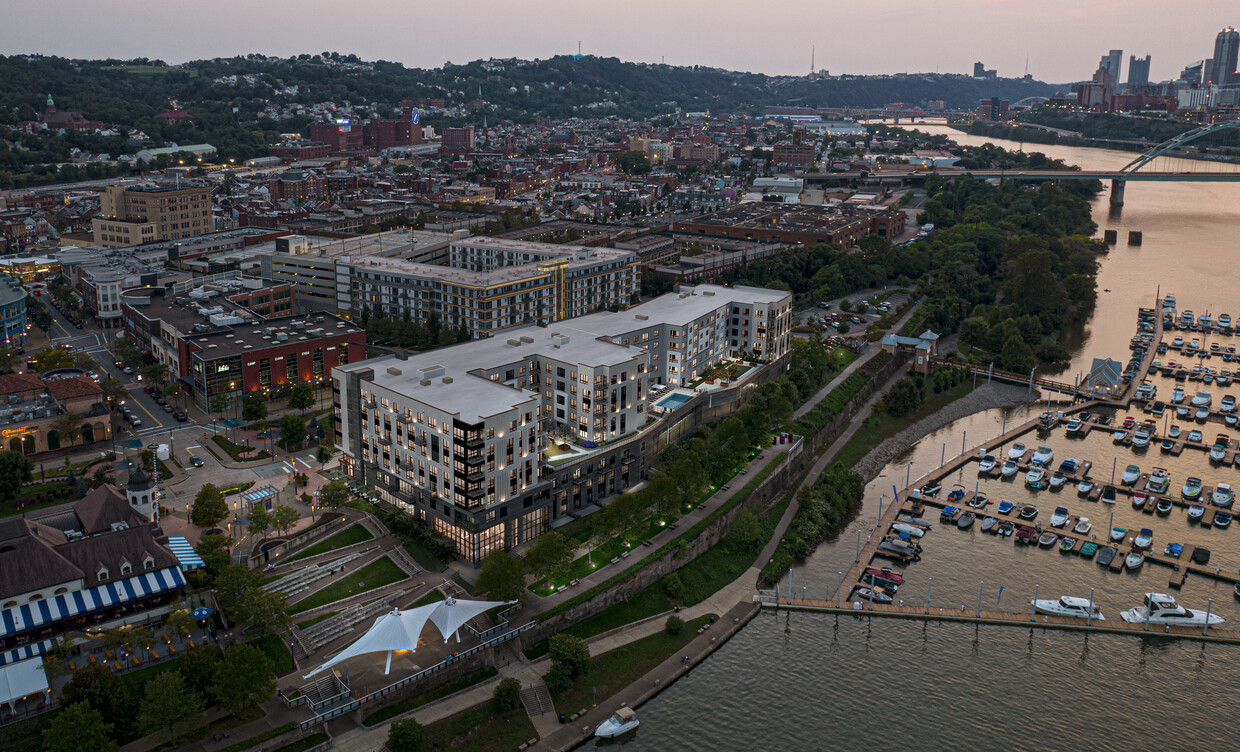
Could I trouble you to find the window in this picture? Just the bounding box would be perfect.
[98,567,109,581]
[120,562,132,575]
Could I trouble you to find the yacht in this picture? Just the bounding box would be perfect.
[595,708,640,739]
[1074,517,1092,535]
[1210,443,1228,462]
[1031,445,1055,465]
[1000,460,1019,477]
[891,522,926,538]
[1120,593,1226,627]
[1121,464,1141,485]
[1222,395,1237,413]
[1050,506,1070,527]
[1188,504,1206,522]
[1065,417,1084,434]
[1136,382,1156,400]
[1182,477,1203,501]
[1213,482,1235,508]
[978,454,998,473]
[1145,468,1170,494]
[1031,596,1105,621]
[1191,390,1213,408]
[1131,427,1152,448]
[1008,442,1027,460]
[1058,457,1080,475]
[1171,386,1186,404]
[1077,480,1095,495]
[1025,466,1047,489]
[1134,528,1153,549]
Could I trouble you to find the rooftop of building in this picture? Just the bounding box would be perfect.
[678,202,875,232]
[121,181,211,194]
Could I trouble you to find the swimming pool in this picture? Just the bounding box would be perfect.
[655,393,694,410]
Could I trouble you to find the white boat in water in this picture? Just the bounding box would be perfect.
[1025,466,1046,487]
[1145,469,1170,494]
[1214,482,1235,507]
[1050,507,1070,528]
[1121,464,1141,485]
[978,454,997,472]
[1073,517,1091,535]
[1001,460,1019,477]
[1032,596,1105,621]
[1191,390,1213,408]
[890,522,926,538]
[1119,593,1225,627]
[595,708,640,738]
[1031,444,1055,465]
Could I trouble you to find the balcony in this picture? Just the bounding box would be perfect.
[464,452,485,467]
[464,436,485,450]
[463,468,486,483]
[376,435,392,447]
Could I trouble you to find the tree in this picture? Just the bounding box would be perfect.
[0,450,33,504]
[177,645,222,695]
[247,505,272,538]
[316,444,335,464]
[476,549,525,603]
[138,671,204,744]
[241,392,268,422]
[209,393,229,418]
[1000,334,1036,373]
[195,533,233,576]
[162,383,182,409]
[278,413,307,448]
[494,676,522,711]
[883,377,923,417]
[43,702,116,752]
[731,507,763,550]
[100,377,128,405]
[388,718,426,752]
[272,504,300,534]
[663,572,684,601]
[318,479,349,511]
[665,614,684,636]
[51,411,84,447]
[209,642,276,717]
[141,363,169,386]
[523,531,574,585]
[61,664,132,737]
[288,381,315,413]
[547,633,590,678]
[191,483,228,527]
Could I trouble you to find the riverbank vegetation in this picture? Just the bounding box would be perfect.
[761,463,866,585]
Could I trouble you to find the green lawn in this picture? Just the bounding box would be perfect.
[344,498,378,515]
[410,589,447,608]
[119,656,183,697]
[287,524,374,561]
[212,435,271,462]
[403,538,450,573]
[0,708,56,752]
[362,666,499,726]
[419,705,536,752]
[217,722,295,752]
[549,615,713,716]
[795,370,872,434]
[288,556,408,614]
[250,633,294,674]
[832,378,976,471]
[295,611,338,630]
[269,733,329,752]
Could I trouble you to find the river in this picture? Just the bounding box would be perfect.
[591,128,1240,750]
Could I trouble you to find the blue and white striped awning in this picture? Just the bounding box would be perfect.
[166,536,206,571]
[0,639,55,668]
[0,567,186,640]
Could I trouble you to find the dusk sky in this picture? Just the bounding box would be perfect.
[2,0,1234,83]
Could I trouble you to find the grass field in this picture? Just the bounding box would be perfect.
[419,705,536,752]
[295,611,338,630]
[362,666,498,726]
[250,633,295,674]
[287,524,373,561]
[288,556,407,614]
[832,378,976,471]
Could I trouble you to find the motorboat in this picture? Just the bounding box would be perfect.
[980,515,998,533]
[1050,506,1071,528]
[1025,466,1047,489]
[1038,411,1060,430]
[1074,517,1091,534]
[1112,427,1129,442]
[1101,485,1118,504]
[947,486,966,502]
[1223,395,1237,413]
[1164,542,1183,558]
[998,520,1016,537]
[864,567,904,585]
[1173,335,1186,348]
[978,454,998,473]
[1038,531,1059,548]
[1058,457,1080,475]
[1220,313,1232,328]
[1008,442,1027,460]
[1096,546,1117,566]
[1176,406,1191,419]
[898,514,932,528]
[1160,439,1175,453]
[1065,417,1083,434]
[1122,416,1137,430]
[1171,386,1186,404]
[1188,504,1206,522]
[1134,528,1153,549]
[1193,547,1211,564]
[855,586,894,604]
[891,522,926,538]
[1077,480,1095,496]
[1229,414,1240,427]
[996,500,1016,515]
[957,511,976,530]
[939,506,960,522]
[1031,445,1055,465]
[1155,498,1173,515]
[1109,527,1127,543]
[1120,593,1225,626]
[1125,552,1145,570]
[1145,468,1170,494]
[1182,477,1203,500]
[1213,482,1234,507]
[877,537,921,561]
[1014,525,1038,545]
[1001,460,1019,477]
[1079,541,1099,558]
[1132,492,1148,509]
[862,573,899,591]
[1215,511,1233,529]
[1031,596,1104,621]
[1210,443,1228,462]
[1192,390,1213,407]
[1059,537,1077,553]
[1018,506,1039,520]
[595,708,640,739]
[1136,381,1156,400]
[1130,428,1152,448]
[968,495,990,509]
[1048,473,1067,490]
[918,482,942,497]
[1121,464,1141,485]
[1167,425,1182,439]
[1196,408,1211,421]
[1188,429,1204,444]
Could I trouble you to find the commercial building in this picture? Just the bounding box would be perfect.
[0,279,27,348]
[93,183,213,249]
[0,372,109,455]
[1127,55,1152,89]
[1213,27,1240,85]
[1099,50,1124,83]
[976,97,1010,122]
[442,126,476,151]
[673,203,905,247]
[332,283,792,562]
[338,238,640,336]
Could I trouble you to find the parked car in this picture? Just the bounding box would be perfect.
[174,411,188,422]
[143,385,155,394]
[163,404,174,413]
[123,366,133,375]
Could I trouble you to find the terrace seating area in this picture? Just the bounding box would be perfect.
[262,549,375,597]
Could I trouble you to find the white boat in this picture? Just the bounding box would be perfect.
[1048,473,1067,489]
[1210,444,1227,462]
[595,708,640,738]
[1171,386,1186,404]
[1031,444,1055,465]
[1188,429,1204,444]
[1222,395,1237,413]
[855,586,893,604]
[1008,442,1027,460]
[1196,408,1210,421]
[1213,482,1234,507]
[1191,390,1213,408]
[1109,527,1127,543]
[1121,464,1141,485]
[1120,593,1226,627]
[1050,506,1070,528]
[1077,480,1095,495]
[1188,504,1206,521]
[1065,418,1083,434]
[890,522,926,538]
[1031,596,1105,621]
[1025,466,1046,488]
[1145,468,1170,494]
[1001,460,1018,477]
[1132,492,1148,509]
[1220,313,1232,327]
[1182,477,1203,500]
[1073,517,1091,535]
[1134,528,1153,549]
[1167,425,1182,439]
[1136,382,1156,400]
[1131,428,1152,448]
[1125,552,1145,570]
[1112,428,1129,442]
[978,454,997,472]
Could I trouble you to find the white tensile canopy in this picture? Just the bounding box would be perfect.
[302,597,514,678]
[0,656,49,711]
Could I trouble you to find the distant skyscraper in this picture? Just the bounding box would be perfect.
[1212,27,1239,84]
[1127,55,1151,88]
[1099,50,1123,82]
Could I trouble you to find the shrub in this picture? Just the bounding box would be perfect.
[493,677,522,712]
[544,663,573,694]
[547,633,590,678]
[665,615,684,636]
[662,572,684,601]
[388,718,425,752]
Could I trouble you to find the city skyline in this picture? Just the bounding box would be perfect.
[0,0,1235,83]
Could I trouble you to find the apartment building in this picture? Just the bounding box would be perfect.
[93,183,213,248]
[332,283,792,562]
[339,238,640,337]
